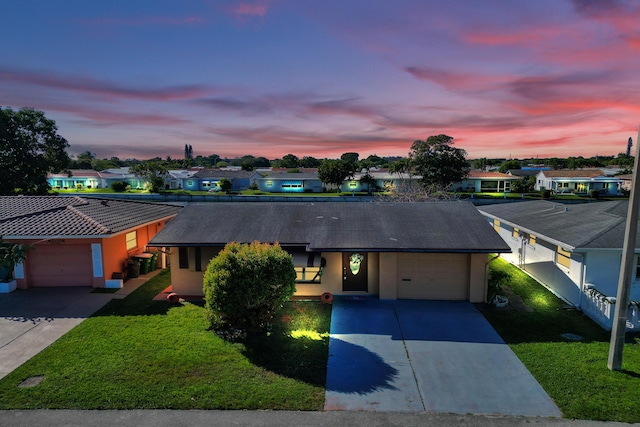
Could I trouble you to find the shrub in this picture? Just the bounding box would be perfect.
[203,241,296,334]
[110,181,129,192]
[589,189,600,199]
[218,178,232,193]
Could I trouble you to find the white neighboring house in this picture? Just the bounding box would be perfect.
[479,200,640,331]
[534,169,621,195]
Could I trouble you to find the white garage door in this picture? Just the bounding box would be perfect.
[28,244,93,287]
[397,253,470,300]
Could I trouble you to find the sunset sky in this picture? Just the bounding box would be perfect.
[1,0,639,161]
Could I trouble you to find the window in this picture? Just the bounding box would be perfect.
[125,231,137,250]
[178,247,189,269]
[202,181,211,187]
[557,246,571,269]
[266,181,273,186]
[295,266,322,283]
[528,234,536,247]
[349,181,358,188]
[195,247,202,272]
[493,219,500,232]
[512,227,519,238]
[187,180,193,186]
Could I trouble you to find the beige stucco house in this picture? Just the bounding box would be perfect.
[148,201,510,303]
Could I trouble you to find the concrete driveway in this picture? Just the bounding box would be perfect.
[324,298,561,417]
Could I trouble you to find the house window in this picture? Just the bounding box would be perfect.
[266,181,273,186]
[493,219,500,232]
[187,180,193,186]
[202,181,211,187]
[125,231,137,250]
[349,181,358,188]
[557,246,571,269]
[195,247,202,272]
[512,227,519,239]
[636,256,640,279]
[295,267,322,283]
[178,247,189,269]
[528,235,536,247]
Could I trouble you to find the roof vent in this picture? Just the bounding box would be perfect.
[564,207,568,212]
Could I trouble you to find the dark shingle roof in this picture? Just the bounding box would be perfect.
[149,201,510,253]
[0,196,182,238]
[478,200,634,250]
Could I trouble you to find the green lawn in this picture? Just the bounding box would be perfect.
[481,258,640,423]
[0,270,331,410]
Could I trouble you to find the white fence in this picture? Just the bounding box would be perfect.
[582,284,640,331]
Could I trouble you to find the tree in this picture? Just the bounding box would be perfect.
[498,159,521,173]
[74,150,96,169]
[129,161,167,193]
[203,241,296,333]
[279,154,299,169]
[300,156,321,168]
[318,159,352,190]
[409,135,469,190]
[218,178,232,193]
[388,158,412,176]
[0,107,70,195]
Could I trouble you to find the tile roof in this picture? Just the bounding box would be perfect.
[478,200,635,250]
[149,201,510,253]
[540,169,605,178]
[0,196,182,239]
[467,171,520,179]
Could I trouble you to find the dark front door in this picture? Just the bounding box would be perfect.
[342,252,368,292]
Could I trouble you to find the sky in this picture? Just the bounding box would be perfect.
[1,0,640,161]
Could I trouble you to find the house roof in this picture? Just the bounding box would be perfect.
[260,172,320,180]
[0,196,182,239]
[467,171,520,180]
[193,169,257,179]
[48,169,102,179]
[148,201,510,253]
[478,200,637,250]
[507,169,539,177]
[539,169,605,178]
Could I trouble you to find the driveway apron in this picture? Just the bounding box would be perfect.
[324,298,561,417]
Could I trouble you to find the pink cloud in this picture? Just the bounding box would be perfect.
[0,67,211,102]
[74,16,205,27]
[231,3,267,18]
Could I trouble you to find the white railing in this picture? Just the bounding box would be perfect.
[582,284,640,331]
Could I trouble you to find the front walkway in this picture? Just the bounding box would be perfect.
[324,298,561,416]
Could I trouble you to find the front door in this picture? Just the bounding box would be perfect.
[342,252,368,292]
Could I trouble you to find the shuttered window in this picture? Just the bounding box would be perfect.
[557,246,571,269]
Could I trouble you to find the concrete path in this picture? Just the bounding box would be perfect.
[324,298,561,417]
[0,272,156,380]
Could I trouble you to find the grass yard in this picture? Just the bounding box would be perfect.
[0,270,331,410]
[481,258,640,423]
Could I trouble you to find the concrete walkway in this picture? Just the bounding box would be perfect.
[325,298,561,417]
[0,272,157,380]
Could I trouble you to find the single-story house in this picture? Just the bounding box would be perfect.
[534,169,621,195]
[148,201,511,302]
[47,169,104,190]
[187,169,262,191]
[0,196,182,291]
[617,174,632,192]
[166,168,201,190]
[257,172,323,193]
[478,200,640,330]
[100,167,146,190]
[450,171,521,193]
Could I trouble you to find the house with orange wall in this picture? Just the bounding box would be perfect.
[0,196,182,292]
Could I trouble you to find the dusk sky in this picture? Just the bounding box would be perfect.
[2,0,639,161]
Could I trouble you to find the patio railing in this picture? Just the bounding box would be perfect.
[582,284,640,331]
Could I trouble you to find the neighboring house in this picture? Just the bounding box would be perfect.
[534,169,621,195]
[450,171,521,193]
[507,168,548,179]
[478,200,640,330]
[166,169,201,190]
[185,169,260,191]
[0,196,182,291]
[617,174,632,192]
[257,172,323,193]
[100,167,146,190]
[148,201,510,302]
[47,170,103,190]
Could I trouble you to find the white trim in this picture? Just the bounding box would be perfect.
[91,243,103,278]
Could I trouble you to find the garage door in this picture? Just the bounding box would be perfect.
[28,244,93,287]
[397,253,469,300]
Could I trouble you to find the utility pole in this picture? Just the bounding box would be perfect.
[609,124,640,370]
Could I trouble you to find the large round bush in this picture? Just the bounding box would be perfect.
[203,241,296,333]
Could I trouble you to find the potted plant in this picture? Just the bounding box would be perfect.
[0,237,31,283]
